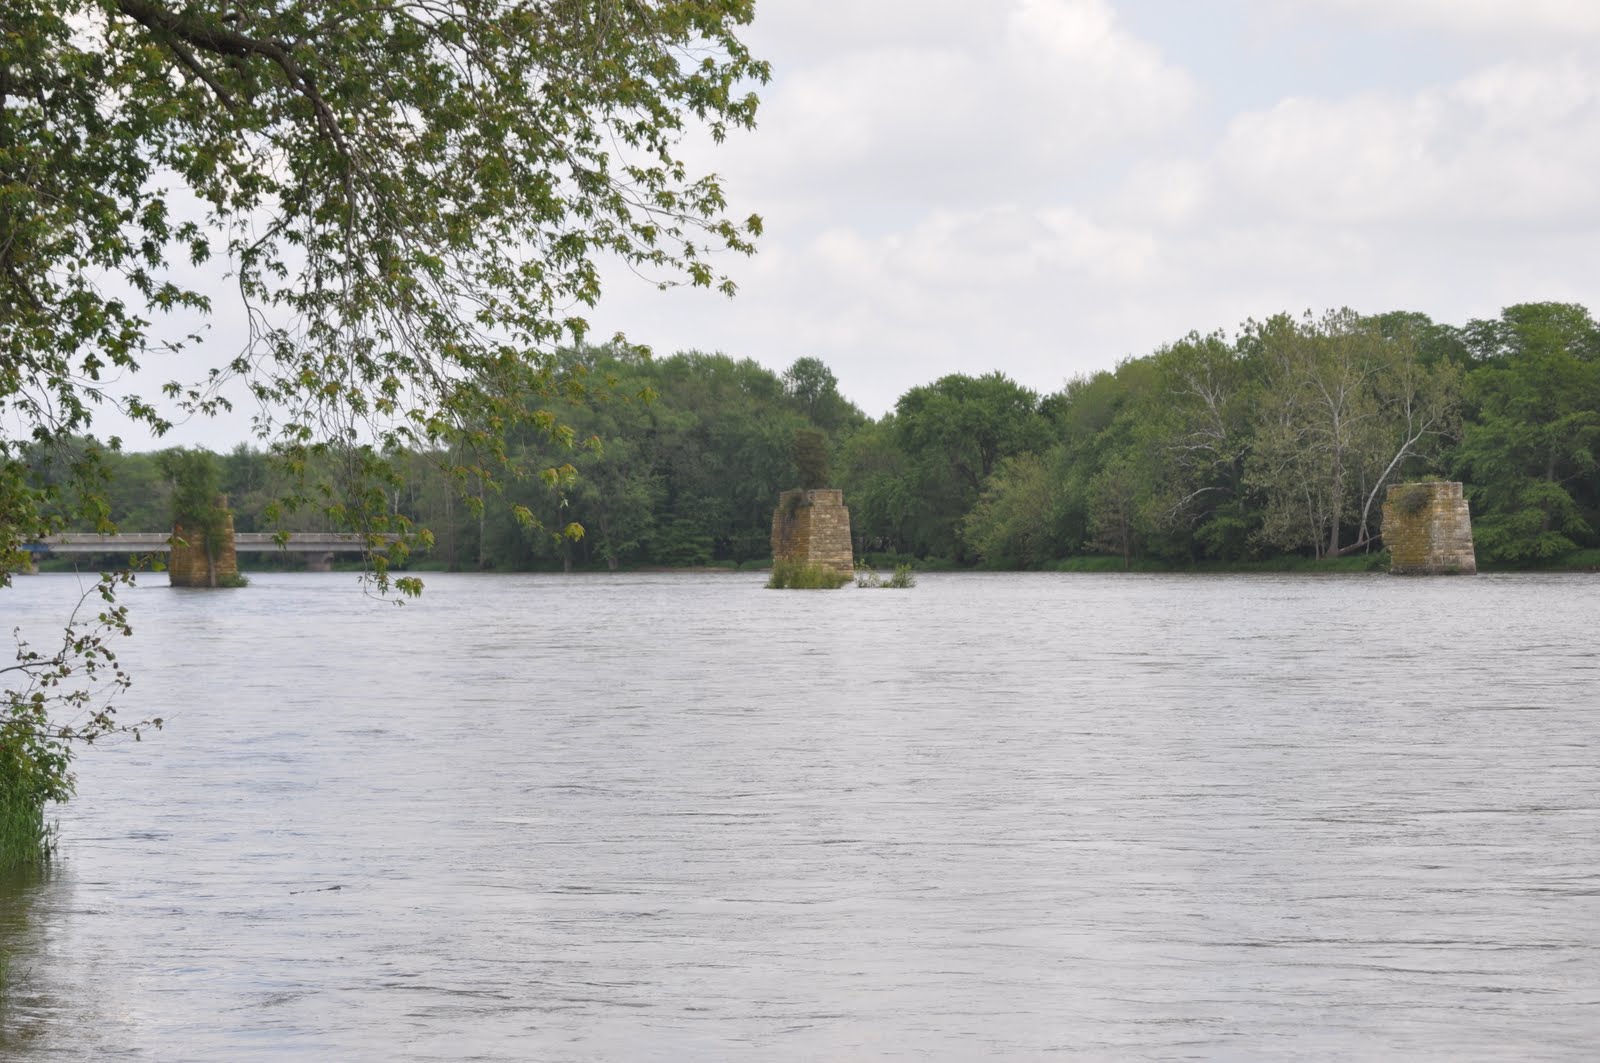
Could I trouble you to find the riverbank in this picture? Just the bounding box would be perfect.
[32,545,1600,578]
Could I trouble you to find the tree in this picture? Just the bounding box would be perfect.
[1453,304,1600,563]
[893,372,1049,560]
[1246,310,1459,558]
[1147,332,1259,559]
[961,452,1065,568]
[792,428,829,489]
[2,0,767,864]
[782,357,861,433]
[836,418,920,557]
[3,0,766,578]
[157,448,228,563]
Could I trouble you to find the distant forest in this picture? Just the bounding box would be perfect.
[27,302,1600,572]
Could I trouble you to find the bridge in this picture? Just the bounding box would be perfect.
[24,530,382,584]
[32,532,374,554]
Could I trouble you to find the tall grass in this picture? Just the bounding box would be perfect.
[0,750,54,871]
[855,562,918,589]
[766,559,850,589]
[0,786,50,872]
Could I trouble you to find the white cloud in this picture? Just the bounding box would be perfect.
[1206,58,1600,227]
[1007,0,1196,140]
[1315,0,1600,37]
[96,0,1600,444]
[728,0,1196,207]
[605,34,1600,417]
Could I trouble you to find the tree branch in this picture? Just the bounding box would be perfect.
[115,0,349,161]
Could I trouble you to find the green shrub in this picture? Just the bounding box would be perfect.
[1393,483,1432,516]
[767,559,849,589]
[1556,547,1600,571]
[855,561,917,588]
[0,742,58,870]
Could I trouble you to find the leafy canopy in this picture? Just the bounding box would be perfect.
[0,0,766,865]
[2,0,768,588]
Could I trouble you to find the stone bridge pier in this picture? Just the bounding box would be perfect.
[771,488,854,579]
[1381,481,1477,575]
[169,499,241,588]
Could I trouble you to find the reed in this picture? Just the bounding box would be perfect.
[855,562,917,589]
[0,748,54,871]
[0,787,49,872]
[767,559,850,589]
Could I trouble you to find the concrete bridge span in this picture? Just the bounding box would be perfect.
[27,531,383,584]
[35,532,376,554]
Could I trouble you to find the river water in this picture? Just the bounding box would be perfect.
[1,570,1597,1060]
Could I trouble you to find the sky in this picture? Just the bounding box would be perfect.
[599,0,1600,413]
[105,0,1600,447]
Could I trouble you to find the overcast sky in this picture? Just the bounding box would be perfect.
[117,0,1600,448]
[602,0,1600,411]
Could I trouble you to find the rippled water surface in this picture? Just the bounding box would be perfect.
[2,570,1598,1060]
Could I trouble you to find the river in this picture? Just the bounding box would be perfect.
[1,570,1597,1060]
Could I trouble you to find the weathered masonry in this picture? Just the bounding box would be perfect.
[1381,481,1477,575]
[169,501,241,588]
[771,488,853,579]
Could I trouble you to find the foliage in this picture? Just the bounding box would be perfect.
[782,357,863,434]
[1243,310,1460,559]
[890,372,1049,559]
[2,574,160,868]
[853,561,915,588]
[1392,483,1432,516]
[962,453,1065,568]
[20,303,1600,584]
[766,559,849,590]
[3,0,768,585]
[886,563,917,588]
[1451,304,1600,564]
[792,428,830,490]
[157,449,221,527]
[3,1,766,851]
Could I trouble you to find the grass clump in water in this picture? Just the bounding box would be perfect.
[767,559,850,589]
[0,758,55,872]
[855,562,917,589]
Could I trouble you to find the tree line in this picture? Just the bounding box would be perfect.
[32,301,1600,572]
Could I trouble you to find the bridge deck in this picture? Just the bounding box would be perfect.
[35,532,378,554]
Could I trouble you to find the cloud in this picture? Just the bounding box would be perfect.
[102,0,1600,445]
[728,0,1197,207]
[1315,0,1600,37]
[1205,58,1600,228]
[604,40,1600,416]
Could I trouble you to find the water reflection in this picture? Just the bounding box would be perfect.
[1,864,56,1055]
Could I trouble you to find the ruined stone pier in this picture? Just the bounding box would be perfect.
[771,488,854,579]
[1381,481,1477,575]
